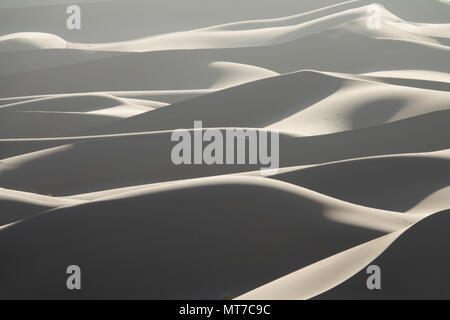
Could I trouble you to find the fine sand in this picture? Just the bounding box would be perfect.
[0,0,449,299]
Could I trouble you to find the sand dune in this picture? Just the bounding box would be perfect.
[0,0,449,300]
[316,209,450,299]
[407,186,450,215]
[239,207,450,300]
[0,0,354,41]
[0,89,213,106]
[66,5,379,52]
[2,0,448,38]
[270,150,450,212]
[0,175,404,299]
[238,228,406,300]
[0,49,119,76]
[77,69,450,137]
[1,109,449,195]
[363,70,450,86]
[0,32,67,52]
[79,70,344,135]
[0,187,80,226]
[0,54,283,97]
[1,38,448,98]
[1,69,448,138]
[268,71,450,135]
[0,111,448,195]
[1,4,450,98]
[0,93,169,138]
[2,4,447,54]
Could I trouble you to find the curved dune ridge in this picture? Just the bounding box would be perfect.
[0,32,67,52]
[1,3,449,53]
[0,0,449,299]
[238,208,450,300]
[0,176,415,299]
[315,209,450,299]
[269,149,450,212]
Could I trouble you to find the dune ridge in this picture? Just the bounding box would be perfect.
[2,4,448,54]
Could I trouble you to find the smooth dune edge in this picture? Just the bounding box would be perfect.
[237,228,407,300]
[2,4,449,53]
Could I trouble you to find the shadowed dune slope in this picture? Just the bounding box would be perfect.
[80,70,344,136]
[0,93,164,139]
[1,107,449,196]
[1,69,448,139]
[0,49,120,76]
[271,152,450,212]
[0,188,78,226]
[268,74,450,135]
[0,177,385,299]
[1,109,449,196]
[316,209,450,300]
[1,24,449,98]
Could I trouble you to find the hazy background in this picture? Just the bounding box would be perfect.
[1,0,449,42]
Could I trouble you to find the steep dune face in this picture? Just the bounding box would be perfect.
[80,69,450,137]
[239,209,450,300]
[316,209,450,300]
[0,0,449,300]
[237,229,406,300]
[79,70,345,135]
[268,74,450,135]
[407,187,450,215]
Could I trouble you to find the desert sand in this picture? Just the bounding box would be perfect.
[0,0,449,299]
